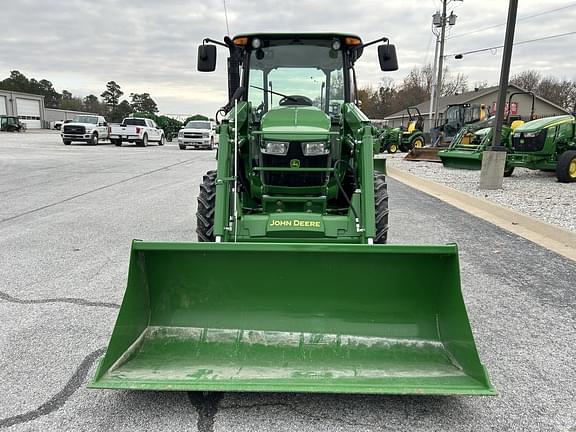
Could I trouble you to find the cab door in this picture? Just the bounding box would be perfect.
[97,117,108,137]
[145,119,156,140]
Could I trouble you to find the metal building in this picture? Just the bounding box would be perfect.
[0,90,46,129]
[377,84,569,132]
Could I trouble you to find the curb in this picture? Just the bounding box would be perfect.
[387,166,576,263]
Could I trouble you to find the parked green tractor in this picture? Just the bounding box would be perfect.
[406,103,490,162]
[438,126,516,174]
[438,92,536,171]
[91,33,493,395]
[507,114,576,182]
[378,106,425,153]
[0,115,24,132]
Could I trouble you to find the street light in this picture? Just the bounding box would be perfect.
[429,1,461,132]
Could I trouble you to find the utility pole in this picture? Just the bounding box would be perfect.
[433,0,448,130]
[428,31,440,131]
[479,0,518,190]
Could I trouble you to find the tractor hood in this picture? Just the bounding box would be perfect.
[514,114,574,133]
[261,106,330,141]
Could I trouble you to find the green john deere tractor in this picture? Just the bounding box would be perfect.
[91,33,493,395]
[507,114,576,182]
[406,103,490,162]
[379,106,425,154]
[438,91,534,171]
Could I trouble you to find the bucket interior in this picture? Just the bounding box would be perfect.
[92,243,493,395]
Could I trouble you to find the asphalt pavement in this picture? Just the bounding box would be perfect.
[0,132,574,431]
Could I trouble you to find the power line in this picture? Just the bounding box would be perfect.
[447,2,576,40]
[448,30,576,57]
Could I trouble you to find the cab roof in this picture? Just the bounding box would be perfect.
[233,33,362,43]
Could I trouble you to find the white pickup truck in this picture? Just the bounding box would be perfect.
[109,117,166,147]
[61,115,110,145]
[177,120,217,150]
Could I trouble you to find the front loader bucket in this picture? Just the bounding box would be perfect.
[439,150,483,170]
[404,147,443,162]
[91,241,494,395]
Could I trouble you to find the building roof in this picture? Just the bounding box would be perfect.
[0,89,45,99]
[383,83,568,119]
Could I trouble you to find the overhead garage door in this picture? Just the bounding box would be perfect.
[0,95,6,115]
[16,98,42,129]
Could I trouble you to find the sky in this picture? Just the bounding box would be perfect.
[1,0,575,117]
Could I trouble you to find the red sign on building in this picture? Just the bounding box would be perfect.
[492,101,519,115]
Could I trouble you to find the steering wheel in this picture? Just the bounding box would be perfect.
[278,95,313,106]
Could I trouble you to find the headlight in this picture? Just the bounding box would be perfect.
[261,141,289,155]
[524,132,536,138]
[302,142,329,156]
[178,131,184,137]
[203,132,210,138]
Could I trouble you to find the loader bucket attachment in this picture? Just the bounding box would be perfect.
[439,150,483,170]
[91,241,494,395]
[404,147,443,162]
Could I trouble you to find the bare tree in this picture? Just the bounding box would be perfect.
[511,70,541,92]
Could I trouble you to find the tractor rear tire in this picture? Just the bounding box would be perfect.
[556,150,576,183]
[411,136,425,149]
[196,170,217,242]
[374,174,389,244]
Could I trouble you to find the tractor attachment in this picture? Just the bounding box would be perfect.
[91,241,494,395]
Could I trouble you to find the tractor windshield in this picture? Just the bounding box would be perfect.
[247,39,345,115]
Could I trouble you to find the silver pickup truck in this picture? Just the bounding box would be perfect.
[109,117,166,147]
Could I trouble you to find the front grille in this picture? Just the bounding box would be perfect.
[512,130,547,152]
[262,142,329,187]
[63,125,85,134]
[184,132,203,139]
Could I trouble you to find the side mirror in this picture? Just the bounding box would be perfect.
[198,44,217,72]
[378,44,398,71]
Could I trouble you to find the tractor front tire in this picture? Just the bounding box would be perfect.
[374,174,389,244]
[556,150,576,183]
[386,143,399,154]
[504,165,515,177]
[196,170,217,242]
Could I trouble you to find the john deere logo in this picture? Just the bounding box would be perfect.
[290,159,300,168]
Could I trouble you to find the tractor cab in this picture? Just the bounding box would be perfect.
[197,33,398,218]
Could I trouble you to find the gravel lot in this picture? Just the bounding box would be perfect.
[0,132,575,431]
[387,152,576,232]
